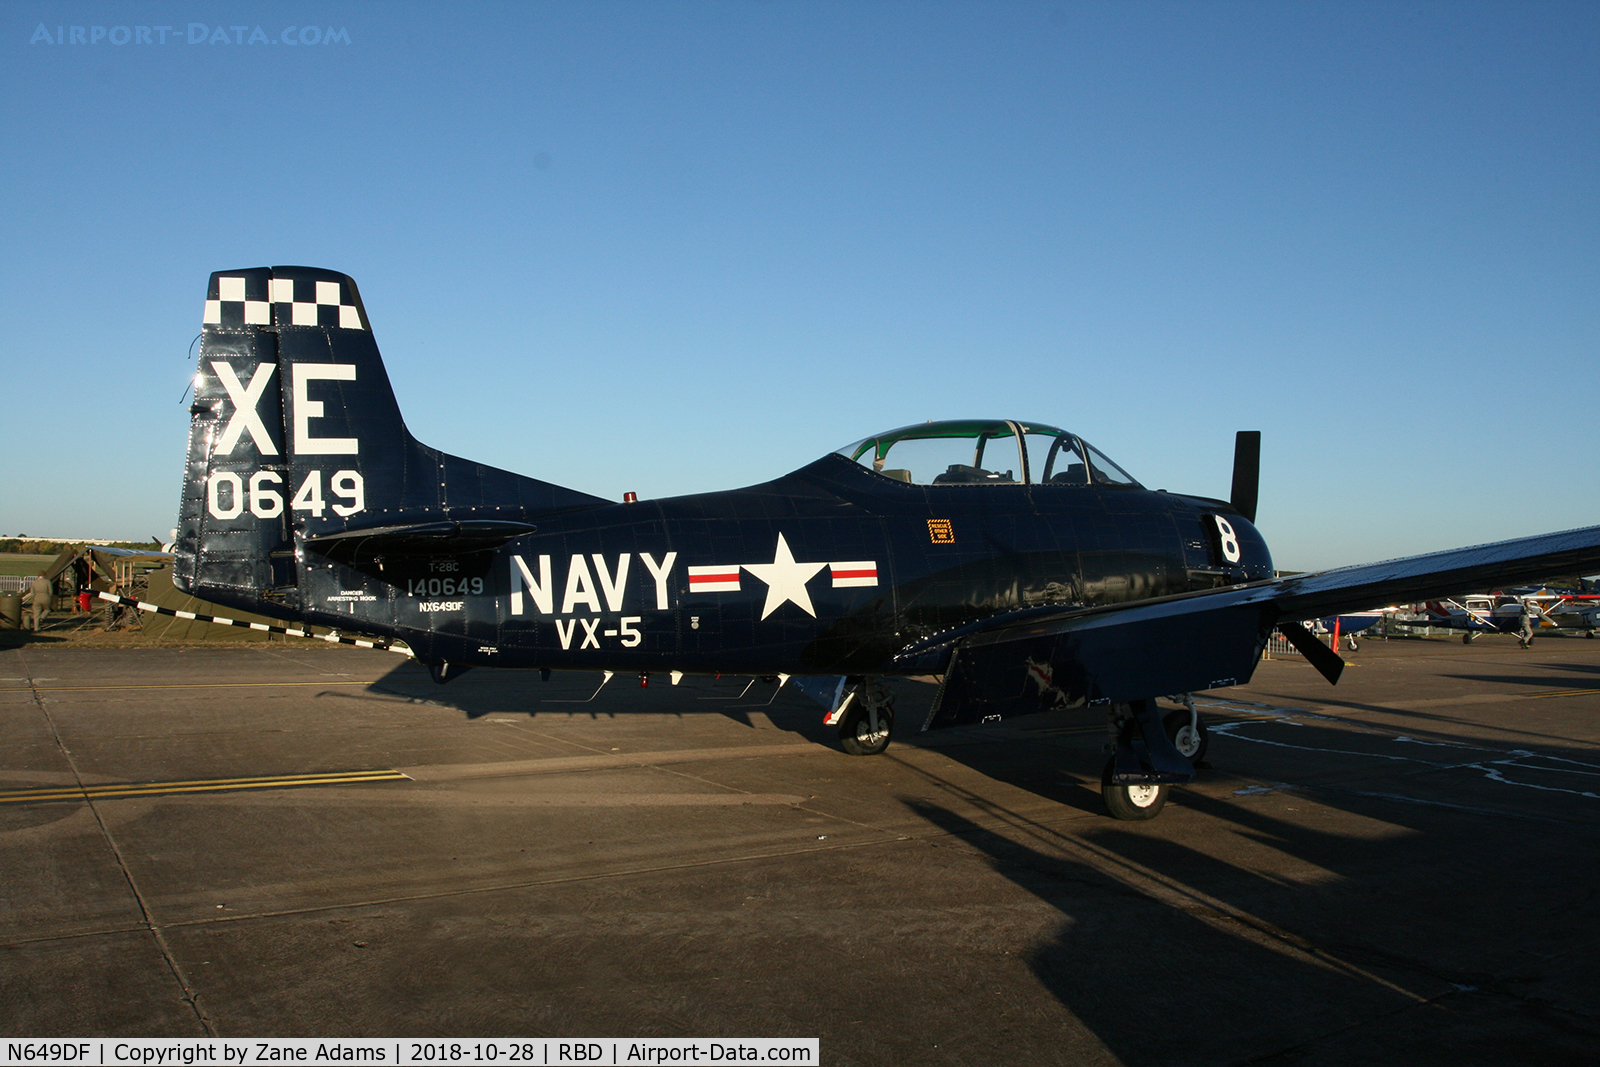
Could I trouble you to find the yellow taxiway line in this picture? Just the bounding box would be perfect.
[0,768,410,805]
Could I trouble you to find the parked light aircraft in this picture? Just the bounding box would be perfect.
[1408,595,1546,647]
[1308,610,1388,651]
[1541,592,1600,637]
[172,267,1600,819]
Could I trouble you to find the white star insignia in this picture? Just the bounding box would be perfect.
[743,534,827,619]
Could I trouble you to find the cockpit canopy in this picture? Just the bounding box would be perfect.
[836,420,1140,488]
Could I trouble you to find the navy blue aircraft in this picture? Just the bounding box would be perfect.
[172,266,1600,820]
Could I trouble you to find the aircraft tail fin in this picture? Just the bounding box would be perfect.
[173,266,606,616]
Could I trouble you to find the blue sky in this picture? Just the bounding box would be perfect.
[2,1,1595,570]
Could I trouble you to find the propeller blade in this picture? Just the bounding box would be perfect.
[1278,621,1345,685]
[1230,430,1260,524]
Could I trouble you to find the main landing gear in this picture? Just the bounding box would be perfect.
[1102,772,1169,820]
[822,680,1209,823]
[1100,696,1209,821]
[833,677,895,756]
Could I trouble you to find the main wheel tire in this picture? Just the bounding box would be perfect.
[1162,708,1210,765]
[1463,633,1477,644]
[839,702,893,756]
[1101,759,1168,820]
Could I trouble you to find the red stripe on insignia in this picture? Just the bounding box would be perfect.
[689,567,741,591]
[690,570,740,582]
[830,561,879,588]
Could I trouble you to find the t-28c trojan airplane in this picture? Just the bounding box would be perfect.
[168,266,1600,819]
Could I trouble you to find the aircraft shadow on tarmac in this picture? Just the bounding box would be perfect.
[1445,663,1600,685]
[355,658,1126,813]
[898,722,1600,1067]
[352,658,1171,786]
[346,656,1600,1061]
[834,679,1600,1063]
[0,631,69,650]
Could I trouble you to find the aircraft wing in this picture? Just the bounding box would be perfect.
[908,523,1600,729]
[1265,524,1600,622]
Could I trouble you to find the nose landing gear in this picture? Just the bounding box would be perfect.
[832,677,896,756]
[1162,694,1210,765]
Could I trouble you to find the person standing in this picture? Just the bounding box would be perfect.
[73,557,91,613]
[26,575,51,632]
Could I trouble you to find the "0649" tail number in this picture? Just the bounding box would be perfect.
[207,469,364,520]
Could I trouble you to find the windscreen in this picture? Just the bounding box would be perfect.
[838,421,1137,487]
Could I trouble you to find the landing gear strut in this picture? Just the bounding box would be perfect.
[836,678,895,756]
[1162,694,1210,765]
[1100,697,1204,821]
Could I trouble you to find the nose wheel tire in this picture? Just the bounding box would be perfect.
[1163,708,1210,765]
[839,702,893,756]
[1101,758,1169,820]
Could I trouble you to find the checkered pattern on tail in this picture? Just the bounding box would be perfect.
[201,271,273,327]
[202,267,368,330]
[95,591,412,656]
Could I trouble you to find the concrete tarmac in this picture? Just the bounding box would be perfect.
[3,636,1600,1064]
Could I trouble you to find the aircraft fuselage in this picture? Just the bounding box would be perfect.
[276,456,1270,677]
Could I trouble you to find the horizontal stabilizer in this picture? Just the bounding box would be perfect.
[303,519,538,564]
